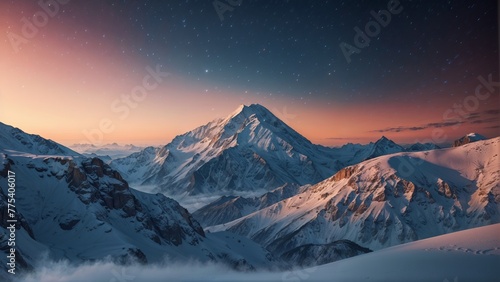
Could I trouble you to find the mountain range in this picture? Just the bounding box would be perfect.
[0,122,282,276]
[0,104,498,278]
[111,104,444,201]
[206,136,499,255]
[70,143,145,161]
[111,104,346,197]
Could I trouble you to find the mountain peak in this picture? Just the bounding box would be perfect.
[364,136,404,160]
[222,104,280,133]
[0,121,79,156]
[230,104,246,116]
[112,103,336,196]
[453,133,486,147]
[375,136,393,144]
[466,132,485,139]
[228,104,271,119]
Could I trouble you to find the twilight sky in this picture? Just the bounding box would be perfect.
[1,0,498,146]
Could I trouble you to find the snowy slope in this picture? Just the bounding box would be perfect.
[21,223,499,282]
[208,223,500,282]
[111,104,342,196]
[0,122,79,156]
[0,122,280,276]
[207,137,500,254]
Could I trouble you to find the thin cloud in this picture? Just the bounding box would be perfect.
[470,117,499,124]
[325,137,366,140]
[371,122,461,133]
[484,109,500,115]
[371,109,499,133]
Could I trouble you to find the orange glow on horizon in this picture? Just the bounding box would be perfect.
[1,1,498,148]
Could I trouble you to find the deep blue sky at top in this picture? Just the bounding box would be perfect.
[81,0,498,103]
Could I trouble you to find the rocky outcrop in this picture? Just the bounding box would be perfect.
[59,157,205,247]
[453,133,486,147]
[332,165,357,182]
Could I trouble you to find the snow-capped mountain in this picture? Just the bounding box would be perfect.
[111,105,428,199]
[112,104,342,196]
[453,132,486,147]
[329,136,405,166]
[0,122,79,156]
[0,122,280,275]
[106,146,160,181]
[70,143,145,160]
[207,137,500,254]
[192,134,419,227]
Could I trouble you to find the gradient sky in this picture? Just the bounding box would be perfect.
[1,0,498,147]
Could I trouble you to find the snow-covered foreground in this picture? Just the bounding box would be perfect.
[18,224,500,282]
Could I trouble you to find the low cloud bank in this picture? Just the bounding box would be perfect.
[18,259,230,282]
[16,258,292,282]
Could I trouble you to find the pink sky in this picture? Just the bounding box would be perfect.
[1,2,498,147]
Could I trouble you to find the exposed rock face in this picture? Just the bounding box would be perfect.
[0,153,207,269]
[64,157,206,244]
[65,157,137,215]
[208,138,500,255]
[332,165,358,182]
[453,133,486,147]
